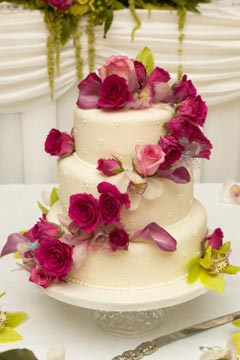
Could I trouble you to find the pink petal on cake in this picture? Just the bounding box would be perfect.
[157,167,190,184]
[131,222,177,252]
[1,233,27,257]
[72,242,88,269]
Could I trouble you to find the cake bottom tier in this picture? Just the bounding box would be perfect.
[48,198,207,289]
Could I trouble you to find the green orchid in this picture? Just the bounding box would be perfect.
[188,231,240,294]
[0,292,28,343]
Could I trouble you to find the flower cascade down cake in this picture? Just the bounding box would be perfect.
[1,48,239,293]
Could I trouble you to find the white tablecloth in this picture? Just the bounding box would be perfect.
[0,183,240,359]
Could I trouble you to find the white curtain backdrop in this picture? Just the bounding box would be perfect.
[0,2,240,184]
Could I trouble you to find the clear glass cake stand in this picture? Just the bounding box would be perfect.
[43,279,207,336]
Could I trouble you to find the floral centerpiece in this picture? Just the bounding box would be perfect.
[0,0,211,98]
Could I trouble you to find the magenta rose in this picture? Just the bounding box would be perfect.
[177,95,207,126]
[109,228,129,251]
[205,228,224,250]
[45,128,74,156]
[98,74,133,109]
[159,135,184,169]
[44,0,76,10]
[98,55,138,92]
[134,144,166,177]
[172,74,197,101]
[34,238,73,279]
[23,215,61,242]
[69,193,101,233]
[166,116,194,139]
[29,266,54,288]
[97,158,122,176]
[148,67,170,83]
[77,72,102,109]
[98,182,130,224]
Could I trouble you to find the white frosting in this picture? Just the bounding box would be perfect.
[74,104,173,167]
[58,153,193,229]
[48,199,207,288]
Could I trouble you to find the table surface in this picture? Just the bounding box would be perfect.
[0,183,240,360]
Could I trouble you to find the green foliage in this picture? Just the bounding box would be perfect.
[0,349,38,360]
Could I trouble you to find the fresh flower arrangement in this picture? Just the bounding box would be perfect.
[0,0,212,98]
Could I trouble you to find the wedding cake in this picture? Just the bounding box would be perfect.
[45,50,211,289]
[2,50,239,294]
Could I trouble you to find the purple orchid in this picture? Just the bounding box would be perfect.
[131,222,177,252]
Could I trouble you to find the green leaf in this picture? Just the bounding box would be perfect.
[49,187,59,207]
[6,312,28,329]
[103,10,114,38]
[232,332,240,355]
[218,241,231,254]
[187,257,201,283]
[0,348,38,360]
[232,320,240,327]
[37,201,49,215]
[0,327,22,343]
[135,47,154,75]
[223,264,240,275]
[199,270,225,294]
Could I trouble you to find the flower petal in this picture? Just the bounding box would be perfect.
[144,178,163,200]
[72,242,88,269]
[1,233,27,257]
[131,222,177,252]
[47,341,65,360]
[157,167,190,184]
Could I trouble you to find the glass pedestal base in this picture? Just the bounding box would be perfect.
[93,308,165,336]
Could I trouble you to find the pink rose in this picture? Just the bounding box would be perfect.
[159,135,184,169]
[134,144,166,177]
[205,228,224,249]
[45,128,74,157]
[98,55,138,92]
[44,0,76,10]
[34,238,73,279]
[29,266,54,288]
[23,215,61,242]
[109,228,129,251]
[97,158,122,176]
[98,182,130,224]
[172,74,197,101]
[98,74,133,109]
[177,95,207,126]
[69,193,101,233]
[77,72,102,109]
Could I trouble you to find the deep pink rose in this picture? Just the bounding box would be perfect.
[69,193,101,233]
[23,215,61,242]
[98,182,130,224]
[205,228,224,249]
[109,228,129,251]
[98,74,133,109]
[134,144,166,177]
[159,135,184,169]
[166,116,194,139]
[97,158,122,176]
[34,238,73,278]
[29,266,54,288]
[77,72,102,109]
[45,128,74,156]
[44,0,76,10]
[172,74,197,101]
[177,95,207,126]
[98,55,138,92]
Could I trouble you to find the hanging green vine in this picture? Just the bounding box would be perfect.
[1,0,211,98]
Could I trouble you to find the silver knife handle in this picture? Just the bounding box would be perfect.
[111,341,158,360]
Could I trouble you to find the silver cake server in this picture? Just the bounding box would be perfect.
[111,310,240,360]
